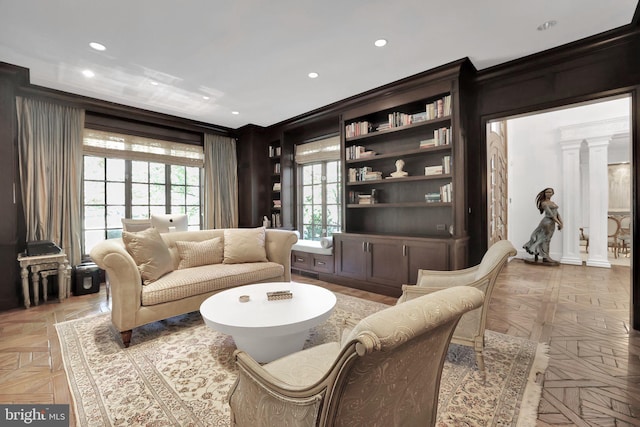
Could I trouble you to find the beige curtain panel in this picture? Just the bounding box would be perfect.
[203,134,238,229]
[16,97,85,266]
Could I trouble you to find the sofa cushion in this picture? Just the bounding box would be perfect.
[122,228,174,285]
[223,227,268,264]
[141,262,285,306]
[176,237,224,269]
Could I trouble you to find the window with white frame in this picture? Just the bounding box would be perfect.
[295,135,341,240]
[82,129,204,254]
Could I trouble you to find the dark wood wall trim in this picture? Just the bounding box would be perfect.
[12,76,234,138]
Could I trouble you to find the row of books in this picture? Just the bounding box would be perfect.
[268,146,281,157]
[272,182,281,192]
[273,199,281,209]
[345,94,452,139]
[348,167,382,182]
[271,213,282,228]
[273,163,281,174]
[424,183,453,203]
[419,127,452,148]
[347,190,378,204]
[424,155,452,176]
[346,145,376,160]
[345,121,373,138]
[425,95,452,120]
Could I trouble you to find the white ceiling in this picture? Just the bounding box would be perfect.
[0,1,637,129]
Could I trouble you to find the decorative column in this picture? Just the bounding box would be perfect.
[586,137,611,268]
[560,140,583,265]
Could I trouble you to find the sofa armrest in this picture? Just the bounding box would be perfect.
[90,239,142,332]
[264,229,298,281]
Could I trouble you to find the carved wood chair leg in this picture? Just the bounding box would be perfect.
[474,339,486,383]
[121,330,132,348]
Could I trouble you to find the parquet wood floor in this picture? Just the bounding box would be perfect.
[0,259,638,425]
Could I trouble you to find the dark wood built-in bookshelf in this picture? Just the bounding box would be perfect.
[333,61,471,296]
[268,140,282,228]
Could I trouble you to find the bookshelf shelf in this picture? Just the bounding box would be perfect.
[347,174,452,186]
[347,202,452,208]
[345,115,451,142]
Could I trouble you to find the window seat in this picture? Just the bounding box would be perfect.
[291,239,334,274]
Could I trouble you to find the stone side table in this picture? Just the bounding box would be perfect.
[17,252,71,309]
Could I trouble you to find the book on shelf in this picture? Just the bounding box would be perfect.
[357,189,378,204]
[440,183,452,203]
[348,166,383,182]
[271,212,281,228]
[388,111,413,128]
[442,155,451,174]
[274,163,281,174]
[272,182,281,192]
[358,195,373,204]
[346,145,376,160]
[424,165,443,176]
[363,171,382,181]
[419,138,437,149]
[425,94,452,120]
[268,146,281,157]
[345,121,372,138]
[425,192,441,203]
[273,199,282,208]
[348,190,378,204]
[433,127,452,146]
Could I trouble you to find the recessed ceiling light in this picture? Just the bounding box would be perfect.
[308,72,319,79]
[231,111,240,115]
[82,69,95,78]
[89,42,106,51]
[374,39,387,47]
[202,95,210,100]
[537,20,557,31]
[150,81,159,86]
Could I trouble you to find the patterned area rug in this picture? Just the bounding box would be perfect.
[56,293,548,426]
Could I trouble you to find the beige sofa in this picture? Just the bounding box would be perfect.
[90,227,298,347]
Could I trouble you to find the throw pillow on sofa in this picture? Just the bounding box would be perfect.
[223,227,268,264]
[122,227,174,285]
[176,237,224,269]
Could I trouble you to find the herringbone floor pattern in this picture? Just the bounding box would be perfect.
[0,259,638,426]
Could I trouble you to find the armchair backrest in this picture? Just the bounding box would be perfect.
[327,286,484,427]
[475,239,518,282]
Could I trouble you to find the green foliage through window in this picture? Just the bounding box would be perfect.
[299,160,341,240]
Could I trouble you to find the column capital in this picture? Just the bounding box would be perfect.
[560,139,583,151]
[586,137,611,148]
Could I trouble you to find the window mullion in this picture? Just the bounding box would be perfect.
[125,160,132,218]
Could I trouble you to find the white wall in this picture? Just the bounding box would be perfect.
[506,97,630,261]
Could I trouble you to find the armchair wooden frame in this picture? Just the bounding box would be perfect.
[397,239,516,380]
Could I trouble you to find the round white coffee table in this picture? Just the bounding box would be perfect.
[200,282,337,363]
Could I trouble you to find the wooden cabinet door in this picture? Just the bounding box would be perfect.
[334,234,367,280]
[403,239,450,285]
[366,237,404,287]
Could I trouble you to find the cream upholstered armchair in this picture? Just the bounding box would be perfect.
[228,286,484,427]
[397,239,516,380]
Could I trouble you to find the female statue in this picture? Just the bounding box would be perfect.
[523,187,563,265]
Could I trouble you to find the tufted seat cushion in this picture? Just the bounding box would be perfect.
[141,262,284,306]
